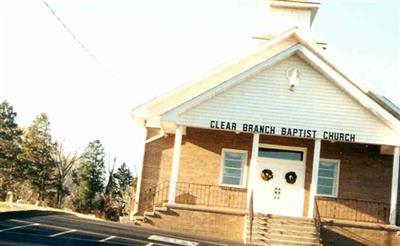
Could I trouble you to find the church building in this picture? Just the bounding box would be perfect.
[131,1,400,245]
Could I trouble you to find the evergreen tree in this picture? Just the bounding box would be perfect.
[102,160,134,220]
[113,162,133,193]
[0,101,23,198]
[18,113,56,204]
[113,162,135,217]
[73,140,105,213]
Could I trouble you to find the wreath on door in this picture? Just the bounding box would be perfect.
[285,171,297,184]
[261,169,273,181]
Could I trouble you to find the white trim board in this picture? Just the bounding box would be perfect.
[316,158,340,198]
[219,148,248,189]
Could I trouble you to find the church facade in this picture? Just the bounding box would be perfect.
[130,1,400,245]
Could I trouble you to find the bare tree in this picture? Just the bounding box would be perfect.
[54,142,80,208]
[104,157,117,202]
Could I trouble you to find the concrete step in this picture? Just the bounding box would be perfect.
[154,206,168,212]
[251,218,316,226]
[144,211,155,217]
[249,225,319,236]
[246,228,319,239]
[134,206,168,224]
[134,216,145,221]
[247,240,322,246]
[145,210,164,218]
[245,214,321,246]
[133,216,145,225]
[254,214,314,222]
[253,217,315,225]
[247,237,321,246]
[247,230,320,242]
[260,233,320,244]
[249,221,318,232]
[267,221,317,229]
[245,239,270,246]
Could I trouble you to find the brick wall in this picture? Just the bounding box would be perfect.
[178,127,253,185]
[320,142,393,202]
[319,142,395,224]
[138,133,174,213]
[143,207,245,242]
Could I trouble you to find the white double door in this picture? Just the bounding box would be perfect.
[253,157,305,217]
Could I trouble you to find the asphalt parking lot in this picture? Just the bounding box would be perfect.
[0,210,240,246]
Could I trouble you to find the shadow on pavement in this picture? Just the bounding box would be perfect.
[0,210,75,221]
[0,231,129,246]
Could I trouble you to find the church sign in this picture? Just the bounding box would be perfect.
[209,120,356,142]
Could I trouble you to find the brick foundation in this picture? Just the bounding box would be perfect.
[144,206,245,243]
[322,221,400,246]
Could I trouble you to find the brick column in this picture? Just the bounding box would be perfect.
[168,125,184,205]
[308,138,321,218]
[389,146,400,225]
[247,133,260,208]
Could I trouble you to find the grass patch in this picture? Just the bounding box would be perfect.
[0,203,13,211]
[0,202,37,212]
[0,202,105,222]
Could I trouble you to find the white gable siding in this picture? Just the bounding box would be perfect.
[178,55,399,145]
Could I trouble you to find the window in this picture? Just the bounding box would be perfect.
[220,149,247,187]
[258,148,303,161]
[317,159,340,197]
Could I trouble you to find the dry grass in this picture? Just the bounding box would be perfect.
[0,202,14,211]
[0,202,46,212]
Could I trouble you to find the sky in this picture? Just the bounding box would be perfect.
[0,0,399,173]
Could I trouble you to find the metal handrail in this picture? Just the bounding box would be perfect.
[314,197,322,235]
[140,181,248,213]
[140,181,169,212]
[174,182,247,209]
[316,196,390,224]
[249,190,254,243]
[317,196,390,205]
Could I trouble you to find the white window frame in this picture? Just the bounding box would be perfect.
[316,158,340,198]
[219,148,248,188]
[258,144,307,162]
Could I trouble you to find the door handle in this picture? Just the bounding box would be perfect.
[274,187,281,199]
